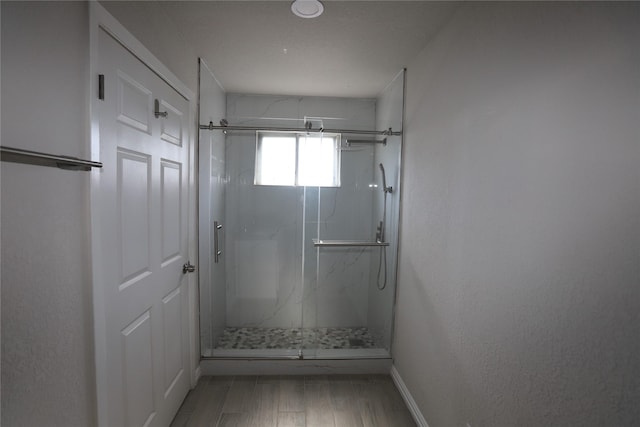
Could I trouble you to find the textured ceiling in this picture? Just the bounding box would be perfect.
[107,1,456,98]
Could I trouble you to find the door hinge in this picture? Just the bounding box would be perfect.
[98,74,105,100]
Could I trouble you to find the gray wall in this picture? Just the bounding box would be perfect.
[394,3,640,426]
[100,0,198,91]
[1,2,198,425]
[1,2,95,425]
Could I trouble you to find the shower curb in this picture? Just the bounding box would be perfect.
[199,357,392,376]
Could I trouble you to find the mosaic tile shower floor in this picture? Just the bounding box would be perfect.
[214,327,378,350]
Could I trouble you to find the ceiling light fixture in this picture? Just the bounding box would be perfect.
[291,0,324,19]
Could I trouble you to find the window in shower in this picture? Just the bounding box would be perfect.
[254,131,341,187]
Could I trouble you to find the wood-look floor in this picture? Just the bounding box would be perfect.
[170,374,417,427]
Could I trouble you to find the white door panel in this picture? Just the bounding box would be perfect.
[161,287,184,395]
[160,160,182,264]
[98,28,190,427]
[118,149,152,287]
[159,100,184,146]
[122,310,156,427]
[117,71,153,134]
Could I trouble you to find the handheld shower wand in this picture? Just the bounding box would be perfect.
[379,163,393,194]
[377,163,392,290]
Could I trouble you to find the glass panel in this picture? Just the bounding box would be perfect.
[301,186,320,354]
[302,71,405,359]
[212,129,304,358]
[197,59,227,358]
[303,148,387,358]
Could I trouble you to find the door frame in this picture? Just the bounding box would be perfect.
[88,4,199,426]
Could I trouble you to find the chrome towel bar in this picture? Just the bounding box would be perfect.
[0,146,103,171]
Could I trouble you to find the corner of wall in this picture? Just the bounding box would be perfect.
[390,365,429,427]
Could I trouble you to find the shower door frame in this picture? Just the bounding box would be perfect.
[198,85,406,361]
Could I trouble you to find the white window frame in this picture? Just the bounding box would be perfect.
[254,131,341,187]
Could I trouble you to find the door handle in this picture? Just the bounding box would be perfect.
[182,261,196,274]
[214,221,223,263]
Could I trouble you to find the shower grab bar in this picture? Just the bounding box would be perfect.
[312,239,389,247]
[345,138,387,146]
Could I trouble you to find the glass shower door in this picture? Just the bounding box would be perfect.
[301,71,405,359]
[302,152,394,359]
[210,131,306,358]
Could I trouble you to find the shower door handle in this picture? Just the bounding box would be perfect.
[214,221,223,263]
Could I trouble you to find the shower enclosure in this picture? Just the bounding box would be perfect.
[199,62,404,360]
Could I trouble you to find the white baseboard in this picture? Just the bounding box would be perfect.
[391,365,429,427]
[194,366,202,386]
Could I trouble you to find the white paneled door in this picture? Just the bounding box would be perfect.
[96,28,191,427]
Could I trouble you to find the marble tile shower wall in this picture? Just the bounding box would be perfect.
[224,94,377,329]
